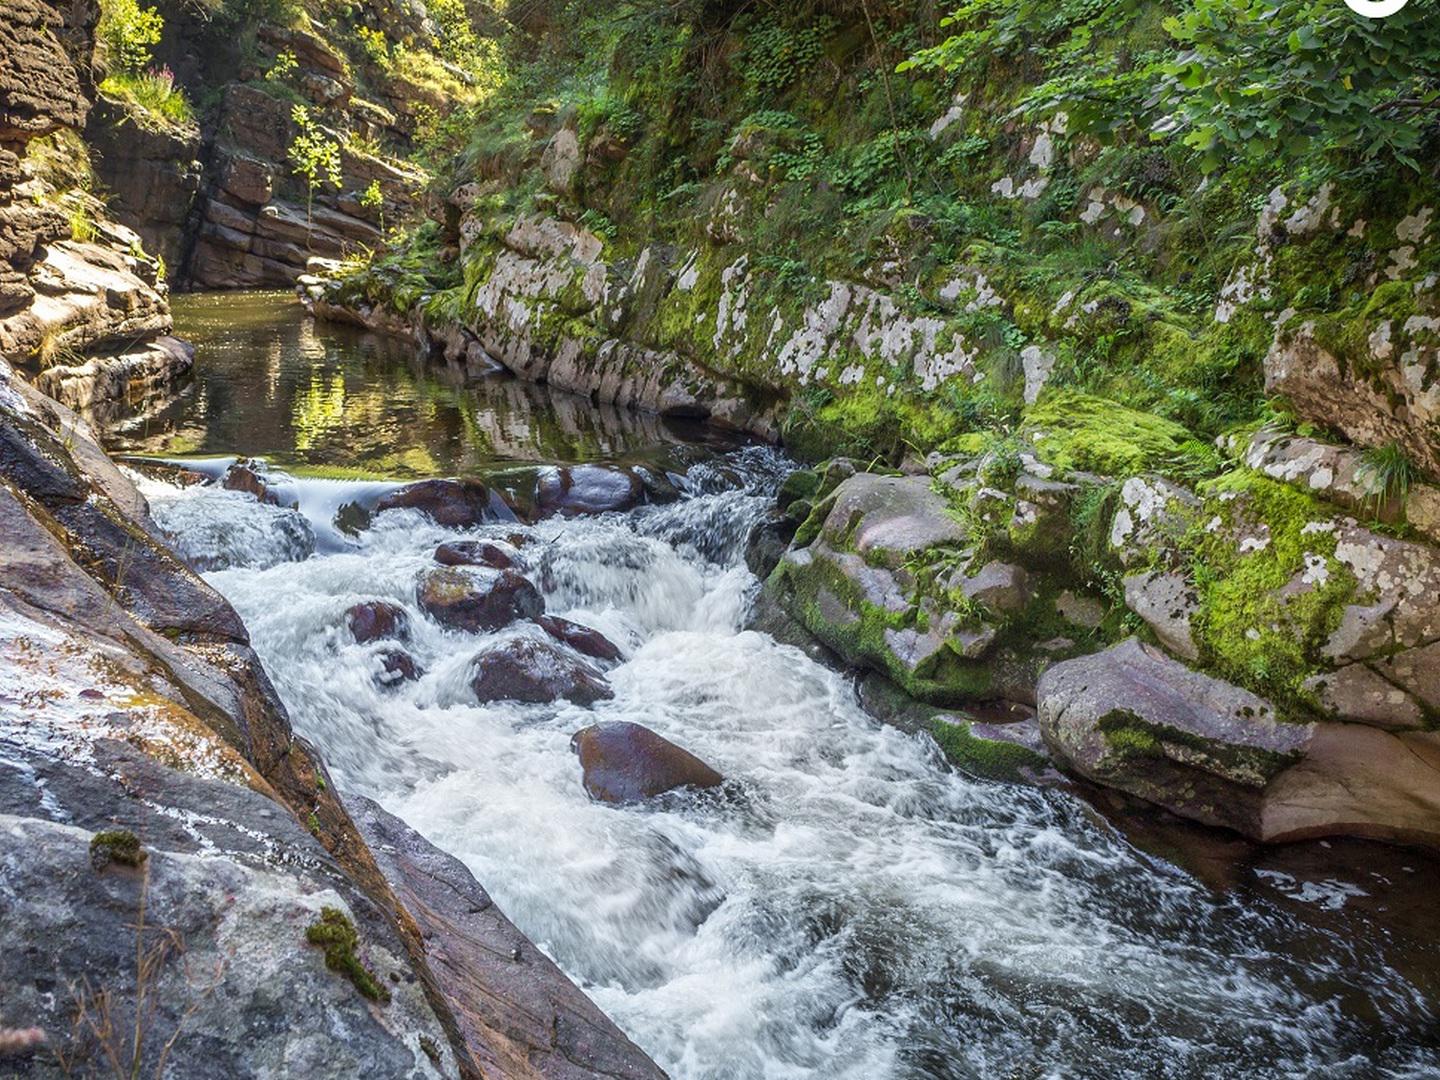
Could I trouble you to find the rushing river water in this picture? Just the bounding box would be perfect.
[116,293,1440,1078]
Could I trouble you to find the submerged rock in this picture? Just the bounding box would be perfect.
[536,613,622,662]
[220,458,287,507]
[468,637,613,705]
[376,647,421,687]
[418,567,543,633]
[570,721,724,804]
[435,539,516,570]
[375,478,515,528]
[346,600,410,644]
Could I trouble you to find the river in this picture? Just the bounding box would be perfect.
[110,292,1440,1079]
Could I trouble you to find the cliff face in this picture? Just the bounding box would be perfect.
[0,0,190,422]
[80,0,468,291]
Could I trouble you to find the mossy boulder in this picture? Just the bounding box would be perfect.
[1040,638,1440,845]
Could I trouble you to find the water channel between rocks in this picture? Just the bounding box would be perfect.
[108,291,1440,1079]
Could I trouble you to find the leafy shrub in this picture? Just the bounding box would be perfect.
[736,16,836,99]
[98,0,164,75]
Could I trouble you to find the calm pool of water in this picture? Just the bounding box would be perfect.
[105,291,733,476]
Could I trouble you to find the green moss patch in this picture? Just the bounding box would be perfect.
[90,829,146,871]
[1025,391,1220,481]
[306,907,391,1004]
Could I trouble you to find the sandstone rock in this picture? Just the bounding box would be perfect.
[1107,475,1203,568]
[1056,590,1105,630]
[418,567,543,633]
[768,473,1005,704]
[375,478,515,527]
[346,600,410,644]
[221,154,275,206]
[31,335,193,422]
[1261,725,1440,846]
[1123,570,1200,661]
[84,97,201,274]
[541,126,581,195]
[0,0,91,142]
[1303,663,1425,731]
[347,797,667,1079]
[469,637,613,705]
[536,613,623,662]
[821,473,966,568]
[434,539,516,569]
[1039,639,1307,837]
[1265,320,1440,481]
[570,721,723,803]
[0,240,171,358]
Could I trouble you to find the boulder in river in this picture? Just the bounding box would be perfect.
[375,478,515,527]
[469,637,614,705]
[534,464,646,518]
[418,567,544,633]
[536,613,623,662]
[346,600,410,644]
[1038,638,1308,837]
[435,539,515,570]
[376,648,421,687]
[221,459,289,507]
[571,721,724,804]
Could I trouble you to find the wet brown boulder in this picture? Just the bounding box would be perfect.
[570,721,724,804]
[468,638,613,706]
[221,459,284,506]
[375,478,514,528]
[435,539,515,570]
[346,600,410,644]
[376,648,421,687]
[418,567,543,633]
[536,613,622,662]
[535,465,645,518]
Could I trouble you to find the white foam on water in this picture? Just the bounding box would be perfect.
[145,449,1438,1079]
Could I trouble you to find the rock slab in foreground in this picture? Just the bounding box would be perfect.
[571,722,724,804]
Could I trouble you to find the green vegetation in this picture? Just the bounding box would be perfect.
[305,906,391,1003]
[97,0,196,127]
[100,68,196,129]
[97,0,163,74]
[90,828,147,870]
[287,104,343,246]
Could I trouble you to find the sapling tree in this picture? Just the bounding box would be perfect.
[287,105,343,249]
[359,179,385,238]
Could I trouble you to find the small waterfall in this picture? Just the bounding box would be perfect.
[137,447,1440,1080]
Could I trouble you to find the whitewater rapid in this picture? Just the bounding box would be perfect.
[137,449,1438,1080]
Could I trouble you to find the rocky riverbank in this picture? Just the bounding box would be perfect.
[0,1,669,1074]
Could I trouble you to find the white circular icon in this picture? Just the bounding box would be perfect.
[1343,0,1409,15]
